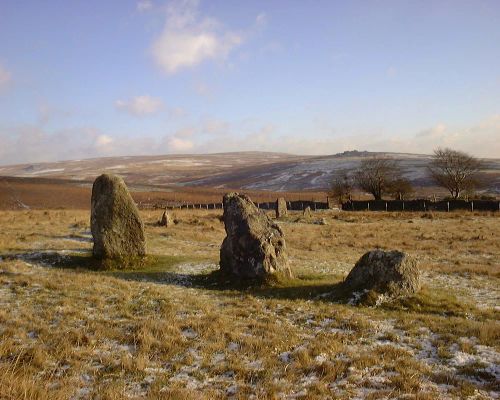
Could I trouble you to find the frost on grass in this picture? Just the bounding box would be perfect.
[1,209,499,399]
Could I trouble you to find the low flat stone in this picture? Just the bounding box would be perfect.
[344,250,421,297]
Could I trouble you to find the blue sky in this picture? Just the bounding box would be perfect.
[0,0,499,164]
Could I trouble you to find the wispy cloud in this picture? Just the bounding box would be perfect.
[115,95,163,116]
[137,0,153,12]
[255,12,268,28]
[192,81,213,97]
[0,64,12,91]
[2,115,499,165]
[151,0,243,74]
[37,102,72,125]
[167,136,194,152]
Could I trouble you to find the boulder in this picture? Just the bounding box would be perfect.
[344,250,420,297]
[91,174,146,260]
[276,197,287,218]
[159,209,172,227]
[220,193,291,280]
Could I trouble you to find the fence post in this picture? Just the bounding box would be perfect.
[447,202,450,212]
[402,201,405,211]
[385,202,388,212]
[471,201,474,212]
[367,202,370,211]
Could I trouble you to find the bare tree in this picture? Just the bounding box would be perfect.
[353,156,405,200]
[329,170,353,204]
[428,148,484,199]
[387,177,414,200]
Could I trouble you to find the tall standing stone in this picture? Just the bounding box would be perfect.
[159,209,171,227]
[303,206,312,218]
[220,193,291,280]
[276,197,287,218]
[91,174,146,261]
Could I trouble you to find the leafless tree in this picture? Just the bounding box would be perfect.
[388,177,414,200]
[329,170,353,204]
[353,156,406,200]
[428,148,484,199]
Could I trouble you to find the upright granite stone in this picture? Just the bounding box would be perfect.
[159,209,172,227]
[303,206,312,218]
[345,250,420,297]
[276,197,287,218]
[91,174,146,260]
[220,193,291,280]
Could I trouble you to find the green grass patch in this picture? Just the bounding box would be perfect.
[186,269,350,302]
[381,286,478,318]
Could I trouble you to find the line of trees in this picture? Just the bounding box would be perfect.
[330,148,486,203]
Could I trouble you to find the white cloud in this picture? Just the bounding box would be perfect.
[174,127,195,137]
[151,0,243,74]
[168,106,187,118]
[166,116,500,158]
[167,136,194,152]
[407,116,500,157]
[2,115,499,166]
[201,118,229,135]
[115,95,163,116]
[96,134,113,147]
[137,0,153,12]
[0,64,12,91]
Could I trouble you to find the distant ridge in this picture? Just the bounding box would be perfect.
[0,151,499,192]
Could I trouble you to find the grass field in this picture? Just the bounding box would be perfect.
[0,208,499,399]
[0,176,328,210]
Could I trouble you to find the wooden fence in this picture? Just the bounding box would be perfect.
[342,199,500,212]
[139,199,332,211]
[138,198,499,212]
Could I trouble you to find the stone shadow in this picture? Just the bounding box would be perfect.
[2,250,350,302]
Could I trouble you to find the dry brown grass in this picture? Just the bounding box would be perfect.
[0,208,499,399]
[0,176,328,211]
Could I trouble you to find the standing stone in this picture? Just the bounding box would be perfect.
[303,206,312,218]
[91,174,146,260]
[344,250,420,297]
[276,197,288,218]
[159,209,171,227]
[220,193,291,280]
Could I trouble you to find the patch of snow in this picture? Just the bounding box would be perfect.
[29,168,65,174]
[279,351,292,363]
[347,289,369,305]
[181,328,198,339]
[227,342,239,352]
[226,385,238,396]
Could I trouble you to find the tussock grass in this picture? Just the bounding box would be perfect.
[0,209,498,398]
